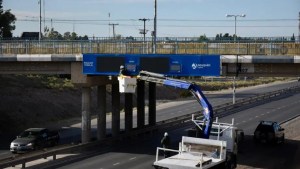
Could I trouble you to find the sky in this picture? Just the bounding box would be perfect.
[3,0,300,38]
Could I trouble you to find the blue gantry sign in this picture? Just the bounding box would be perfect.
[83,54,220,76]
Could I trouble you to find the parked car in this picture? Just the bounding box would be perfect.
[253,121,284,144]
[10,128,60,153]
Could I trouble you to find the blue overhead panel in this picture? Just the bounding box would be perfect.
[83,54,220,76]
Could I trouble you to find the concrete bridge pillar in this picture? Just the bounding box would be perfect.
[137,80,145,128]
[148,82,156,126]
[112,83,120,137]
[97,85,106,140]
[125,93,133,132]
[81,87,91,143]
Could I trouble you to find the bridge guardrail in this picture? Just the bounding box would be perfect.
[0,40,299,55]
[1,84,300,168]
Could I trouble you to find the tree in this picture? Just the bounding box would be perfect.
[0,0,16,38]
[63,31,71,40]
[71,32,77,40]
[198,34,208,42]
[45,28,63,40]
[291,33,295,42]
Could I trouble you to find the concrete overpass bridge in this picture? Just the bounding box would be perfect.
[0,53,299,144]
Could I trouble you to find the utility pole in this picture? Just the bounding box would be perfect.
[139,18,150,54]
[139,18,150,41]
[298,12,300,42]
[109,23,119,38]
[153,0,157,54]
[39,0,42,41]
[43,0,45,34]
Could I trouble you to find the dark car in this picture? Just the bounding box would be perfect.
[253,121,284,144]
[10,128,60,153]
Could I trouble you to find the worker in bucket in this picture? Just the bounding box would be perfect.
[119,65,130,76]
[161,132,171,158]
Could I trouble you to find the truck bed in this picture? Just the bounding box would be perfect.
[153,152,224,169]
[153,137,227,169]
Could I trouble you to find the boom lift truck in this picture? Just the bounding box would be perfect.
[118,71,243,169]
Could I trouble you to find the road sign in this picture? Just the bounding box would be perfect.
[83,54,220,76]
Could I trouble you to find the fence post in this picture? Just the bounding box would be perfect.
[26,40,29,54]
[89,40,92,53]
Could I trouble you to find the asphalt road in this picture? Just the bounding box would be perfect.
[53,81,300,169]
[1,80,299,168]
[61,80,300,142]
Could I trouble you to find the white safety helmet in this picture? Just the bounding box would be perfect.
[164,132,168,136]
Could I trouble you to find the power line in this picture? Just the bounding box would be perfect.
[16,20,297,28]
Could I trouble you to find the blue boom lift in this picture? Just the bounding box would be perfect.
[138,71,213,139]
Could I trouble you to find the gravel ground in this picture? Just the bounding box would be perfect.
[237,116,300,169]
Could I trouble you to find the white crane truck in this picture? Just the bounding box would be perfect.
[153,116,243,169]
[118,70,243,169]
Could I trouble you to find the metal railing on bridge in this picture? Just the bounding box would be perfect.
[0,37,299,55]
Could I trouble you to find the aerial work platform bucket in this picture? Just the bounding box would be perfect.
[118,76,137,93]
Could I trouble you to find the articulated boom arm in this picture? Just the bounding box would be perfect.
[138,71,213,139]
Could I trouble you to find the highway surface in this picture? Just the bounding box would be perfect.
[61,80,300,143]
[1,80,300,169]
[51,81,300,169]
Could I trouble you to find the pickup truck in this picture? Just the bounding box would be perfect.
[10,128,60,153]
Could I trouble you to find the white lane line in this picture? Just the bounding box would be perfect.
[261,113,265,116]
[266,112,270,114]
[130,157,137,160]
[249,118,253,121]
[113,163,120,166]
[242,121,246,123]
[255,116,259,118]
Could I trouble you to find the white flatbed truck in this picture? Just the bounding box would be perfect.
[153,116,243,169]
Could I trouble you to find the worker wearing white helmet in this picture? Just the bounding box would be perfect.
[161,132,171,158]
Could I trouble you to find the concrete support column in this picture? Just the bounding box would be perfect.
[149,82,156,126]
[137,80,145,128]
[112,83,120,137]
[97,85,106,140]
[81,87,91,143]
[125,93,133,132]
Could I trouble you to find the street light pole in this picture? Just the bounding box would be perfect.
[226,14,246,104]
[226,14,245,42]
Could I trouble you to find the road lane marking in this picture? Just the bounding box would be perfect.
[113,162,120,166]
[130,157,137,160]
